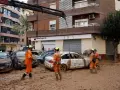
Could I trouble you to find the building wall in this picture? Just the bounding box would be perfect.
[100,0,115,21]
[92,36,106,54]
[59,0,72,10]
[35,41,42,50]
[118,44,120,54]
[81,38,92,54]
[115,0,120,10]
[0,6,20,51]
[6,45,18,51]
[56,40,63,52]
[59,16,72,29]
[38,18,59,30]
[59,0,72,29]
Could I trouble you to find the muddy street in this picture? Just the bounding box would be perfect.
[0,64,120,90]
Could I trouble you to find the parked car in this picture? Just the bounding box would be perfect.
[15,51,39,69]
[0,52,12,73]
[44,52,90,71]
[37,50,55,64]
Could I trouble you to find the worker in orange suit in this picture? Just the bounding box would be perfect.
[89,49,97,73]
[53,47,62,81]
[94,49,100,70]
[21,45,33,80]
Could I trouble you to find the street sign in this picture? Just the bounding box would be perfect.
[0,0,8,5]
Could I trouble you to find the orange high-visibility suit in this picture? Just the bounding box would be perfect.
[53,52,61,73]
[94,52,100,67]
[25,50,33,74]
[89,53,96,69]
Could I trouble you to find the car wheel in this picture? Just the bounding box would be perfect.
[60,64,67,72]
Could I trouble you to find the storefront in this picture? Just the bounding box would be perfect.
[41,41,55,51]
[31,34,93,53]
[63,40,81,53]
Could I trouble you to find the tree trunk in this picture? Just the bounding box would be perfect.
[26,29,28,46]
[113,41,119,62]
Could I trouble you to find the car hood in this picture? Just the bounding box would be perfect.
[37,56,44,59]
[17,56,37,61]
[0,59,10,63]
[17,56,25,62]
[45,56,53,61]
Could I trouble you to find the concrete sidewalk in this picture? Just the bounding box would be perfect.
[100,59,120,65]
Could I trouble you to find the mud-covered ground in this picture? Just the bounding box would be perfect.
[0,63,120,90]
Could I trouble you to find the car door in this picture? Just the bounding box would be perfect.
[61,53,71,65]
[71,53,84,68]
[69,53,79,69]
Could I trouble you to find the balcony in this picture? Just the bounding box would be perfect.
[0,33,19,38]
[65,5,100,16]
[0,37,19,45]
[0,41,19,45]
[27,26,100,38]
[63,0,100,16]
[27,14,37,22]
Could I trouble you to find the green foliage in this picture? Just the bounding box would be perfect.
[101,11,120,42]
[12,15,32,35]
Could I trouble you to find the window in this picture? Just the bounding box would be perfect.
[62,54,70,59]
[73,53,80,59]
[22,39,24,42]
[8,11,11,16]
[3,9,8,15]
[50,3,56,9]
[74,0,88,8]
[0,7,3,13]
[3,9,11,16]
[75,19,88,27]
[49,20,56,30]
[5,19,11,25]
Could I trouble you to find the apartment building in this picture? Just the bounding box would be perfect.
[19,8,34,48]
[0,5,20,51]
[27,0,120,57]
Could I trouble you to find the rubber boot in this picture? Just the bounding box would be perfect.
[29,73,32,78]
[94,68,97,74]
[58,72,62,80]
[97,65,100,70]
[90,69,93,73]
[55,73,59,81]
[21,73,26,80]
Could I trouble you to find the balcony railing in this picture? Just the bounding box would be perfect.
[0,33,19,38]
[73,2,99,9]
[27,26,100,38]
[0,41,19,44]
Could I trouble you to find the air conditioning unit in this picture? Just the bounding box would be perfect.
[89,14,95,20]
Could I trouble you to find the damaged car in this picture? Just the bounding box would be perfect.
[44,52,90,71]
[0,52,12,73]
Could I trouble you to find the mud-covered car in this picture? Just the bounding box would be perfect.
[15,51,39,69]
[0,52,12,73]
[37,50,54,64]
[44,52,90,71]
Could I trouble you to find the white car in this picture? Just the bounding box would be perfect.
[44,52,90,71]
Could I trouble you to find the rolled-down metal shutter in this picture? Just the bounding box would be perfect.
[41,41,55,51]
[63,40,81,53]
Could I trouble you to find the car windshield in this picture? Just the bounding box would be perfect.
[32,52,39,55]
[40,51,54,57]
[40,52,47,56]
[0,52,8,59]
[16,52,25,57]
